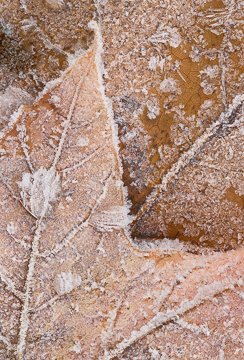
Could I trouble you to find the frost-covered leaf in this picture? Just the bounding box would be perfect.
[0,22,138,359]
[105,247,244,359]
[102,0,244,250]
[0,0,95,125]
[2,5,244,360]
[0,21,195,360]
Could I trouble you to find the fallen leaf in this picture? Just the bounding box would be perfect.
[0,21,182,360]
[1,14,244,360]
[102,0,244,250]
[0,0,95,99]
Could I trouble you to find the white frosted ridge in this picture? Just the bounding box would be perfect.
[135,93,244,224]
[88,21,133,231]
[101,274,244,360]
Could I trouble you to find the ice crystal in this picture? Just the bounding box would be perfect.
[19,167,60,218]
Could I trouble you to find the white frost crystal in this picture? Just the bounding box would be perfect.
[7,222,16,236]
[54,271,82,295]
[0,86,33,127]
[89,205,127,232]
[19,167,60,218]
[77,136,89,147]
[150,26,182,48]
[160,77,179,93]
[45,0,64,8]
[146,99,160,120]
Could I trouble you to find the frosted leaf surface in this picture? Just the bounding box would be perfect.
[45,0,64,9]
[0,0,96,122]
[0,22,202,360]
[2,4,244,360]
[102,0,244,250]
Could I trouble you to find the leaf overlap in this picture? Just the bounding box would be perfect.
[1,8,244,360]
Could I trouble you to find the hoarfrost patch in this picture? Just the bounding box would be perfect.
[54,271,82,295]
[148,56,165,72]
[45,0,64,8]
[89,205,128,232]
[200,65,220,79]
[0,86,33,128]
[160,77,179,93]
[132,238,185,252]
[19,167,61,218]
[146,98,160,119]
[70,341,82,354]
[7,222,17,236]
[77,136,89,147]
[150,26,182,48]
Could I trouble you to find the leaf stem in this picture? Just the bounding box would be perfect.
[16,220,42,360]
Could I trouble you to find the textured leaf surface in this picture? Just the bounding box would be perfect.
[0,0,95,130]
[1,3,244,360]
[102,0,244,250]
[0,22,191,360]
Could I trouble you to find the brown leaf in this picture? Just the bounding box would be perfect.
[1,15,244,360]
[102,0,244,251]
[0,0,95,99]
[0,21,179,360]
